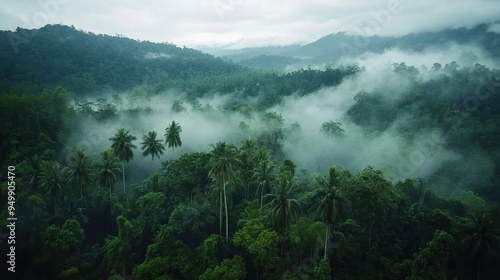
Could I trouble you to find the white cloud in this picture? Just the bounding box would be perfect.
[0,0,499,48]
[343,43,500,70]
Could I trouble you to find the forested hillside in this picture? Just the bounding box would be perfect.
[0,24,245,93]
[1,24,500,280]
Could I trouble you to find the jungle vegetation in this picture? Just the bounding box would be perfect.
[0,25,500,280]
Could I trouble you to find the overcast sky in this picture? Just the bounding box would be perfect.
[1,0,499,49]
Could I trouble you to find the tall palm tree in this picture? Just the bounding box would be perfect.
[312,167,345,259]
[140,131,165,160]
[65,149,94,199]
[41,161,64,215]
[252,148,275,210]
[165,121,182,154]
[20,155,42,192]
[95,150,121,200]
[210,183,224,237]
[239,139,257,199]
[266,170,301,259]
[109,128,137,193]
[266,170,301,235]
[209,182,234,237]
[209,141,239,242]
[462,214,500,280]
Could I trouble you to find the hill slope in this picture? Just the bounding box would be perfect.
[0,24,246,94]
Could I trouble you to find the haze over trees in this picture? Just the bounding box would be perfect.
[1,24,500,280]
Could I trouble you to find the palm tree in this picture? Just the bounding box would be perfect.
[266,170,301,259]
[237,207,261,228]
[140,131,165,160]
[266,171,301,235]
[20,155,42,192]
[252,148,275,210]
[41,161,64,215]
[165,121,182,154]
[109,128,137,193]
[209,182,234,237]
[462,214,500,280]
[312,167,345,259]
[239,139,257,199]
[210,183,224,237]
[208,141,239,242]
[144,173,161,192]
[65,149,93,199]
[95,150,121,200]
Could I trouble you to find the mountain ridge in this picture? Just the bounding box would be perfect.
[205,23,500,70]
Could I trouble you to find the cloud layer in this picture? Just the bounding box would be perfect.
[1,0,499,48]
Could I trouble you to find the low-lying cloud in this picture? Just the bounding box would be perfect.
[342,43,500,70]
[66,43,498,193]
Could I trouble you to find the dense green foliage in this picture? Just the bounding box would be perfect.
[1,25,500,280]
[0,25,245,93]
[0,24,358,106]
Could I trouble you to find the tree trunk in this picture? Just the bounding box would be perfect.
[219,191,223,236]
[419,189,427,208]
[477,261,480,280]
[223,177,229,242]
[109,185,113,215]
[281,239,284,259]
[324,223,330,259]
[122,163,126,193]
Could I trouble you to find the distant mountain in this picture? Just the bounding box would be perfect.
[292,23,500,61]
[2,23,498,93]
[237,55,303,71]
[204,23,500,70]
[198,45,302,62]
[0,24,246,94]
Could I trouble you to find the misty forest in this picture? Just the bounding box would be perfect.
[2,24,500,280]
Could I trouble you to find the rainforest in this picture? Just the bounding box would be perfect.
[0,23,500,280]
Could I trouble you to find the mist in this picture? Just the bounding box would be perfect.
[272,65,460,181]
[66,90,252,184]
[283,41,500,73]
[65,42,498,193]
[343,43,500,71]
[273,44,498,192]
